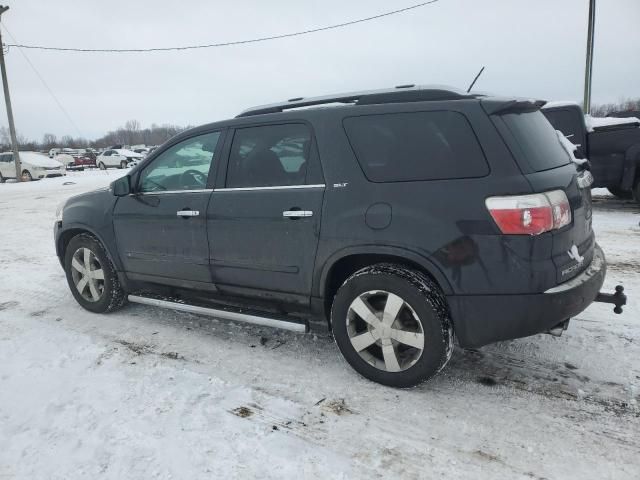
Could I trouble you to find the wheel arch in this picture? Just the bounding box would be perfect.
[317,246,452,325]
[57,224,122,272]
[620,143,640,190]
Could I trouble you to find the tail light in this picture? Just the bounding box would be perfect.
[485,190,571,235]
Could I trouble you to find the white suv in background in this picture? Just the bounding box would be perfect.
[0,151,65,182]
[96,149,144,170]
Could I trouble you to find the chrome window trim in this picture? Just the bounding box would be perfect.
[134,189,214,196]
[214,184,325,192]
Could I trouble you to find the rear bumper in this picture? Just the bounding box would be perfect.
[448,244,606,348]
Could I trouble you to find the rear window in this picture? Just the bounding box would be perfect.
[500,110,571,172]
[343,111,489,182]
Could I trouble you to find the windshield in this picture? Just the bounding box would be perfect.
[498,110,571,172]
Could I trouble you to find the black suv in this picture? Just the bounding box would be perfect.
[54,86,618,387]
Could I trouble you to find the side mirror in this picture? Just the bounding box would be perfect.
[111,175,131,196]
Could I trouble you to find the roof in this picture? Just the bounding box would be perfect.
[236,84,477,118]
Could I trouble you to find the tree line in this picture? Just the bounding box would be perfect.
[0,120,188,152]
[590,98,640,117]
[1,98,638,153]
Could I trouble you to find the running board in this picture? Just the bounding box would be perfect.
[127,295,308,333]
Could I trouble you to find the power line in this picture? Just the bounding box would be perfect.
[4,1,440,53]
[1,21,83,137]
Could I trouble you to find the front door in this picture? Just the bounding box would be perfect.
[113,131,223,285]
[208,123,325,302]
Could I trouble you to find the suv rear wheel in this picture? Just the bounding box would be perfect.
[64,233,126,313]
[331,264,453,388]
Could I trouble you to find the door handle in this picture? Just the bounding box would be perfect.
[283,210,313,219]
[177,210,200,217]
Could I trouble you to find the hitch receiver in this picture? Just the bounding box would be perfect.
[595,285,626,314]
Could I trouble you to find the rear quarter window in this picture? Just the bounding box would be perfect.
[499,110,571,172]
[343,111,489,182]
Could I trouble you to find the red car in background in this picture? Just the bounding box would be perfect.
[57,151,97,170]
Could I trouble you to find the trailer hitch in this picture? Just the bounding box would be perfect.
[595,285,627,314]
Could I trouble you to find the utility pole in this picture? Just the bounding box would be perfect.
[0,5,22,181]
[583,0,596,114]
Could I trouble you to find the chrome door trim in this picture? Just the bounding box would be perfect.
[214,184,325,192]
[132,188,214,196]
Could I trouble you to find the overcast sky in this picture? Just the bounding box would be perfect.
[1,0,638,141]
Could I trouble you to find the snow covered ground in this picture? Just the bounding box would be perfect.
[0,173,638,479]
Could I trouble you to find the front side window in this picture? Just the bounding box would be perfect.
[139,131,221,193]
[226,124,311,188]
[343,111,489,182]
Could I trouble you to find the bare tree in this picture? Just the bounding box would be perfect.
[591,97,640,117]
[42,133,57,150]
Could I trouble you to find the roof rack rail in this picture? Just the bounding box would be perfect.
[236,85,472,118]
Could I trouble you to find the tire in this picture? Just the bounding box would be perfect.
[64,233,126,313]
[608,187,633,199]
[331,264,453,388]
[98,162,106,170]
[21,170,33,181]
[0,172,5,183]
[633,180,640,203]
[120,160,127,169]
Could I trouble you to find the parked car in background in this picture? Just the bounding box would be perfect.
[54,86,623,388]
[57,151,97,170]
[542,102,640,201]
[0,151,65,182]
[96,149,144,170]
[133,148,150,157]
[49,148,61,158]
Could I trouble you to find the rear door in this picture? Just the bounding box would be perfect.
[0,153,13,178]
[112,131,223,285]
[207,122,324,302]
[492,109,593,284]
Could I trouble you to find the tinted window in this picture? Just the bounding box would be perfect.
[343,111,488,182]
[500,110,571,172]
[139,131,220,192]
[226,124,311,188]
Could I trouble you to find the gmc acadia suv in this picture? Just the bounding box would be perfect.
[54,86,621,387]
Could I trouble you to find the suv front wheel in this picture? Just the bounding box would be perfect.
[331,264,453,388]
[64,233,126,313]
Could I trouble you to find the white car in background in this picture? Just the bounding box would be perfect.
[96,149,144,170]
[0,151,65,182]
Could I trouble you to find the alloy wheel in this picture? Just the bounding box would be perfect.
[70,247,105,302]
[346,290,425,372]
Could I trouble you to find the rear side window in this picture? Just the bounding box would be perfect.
[226,124,312,188]
[500,110,571,172]
[343,111,488,182]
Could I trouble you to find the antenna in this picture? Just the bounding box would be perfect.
[466,66,485,93]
